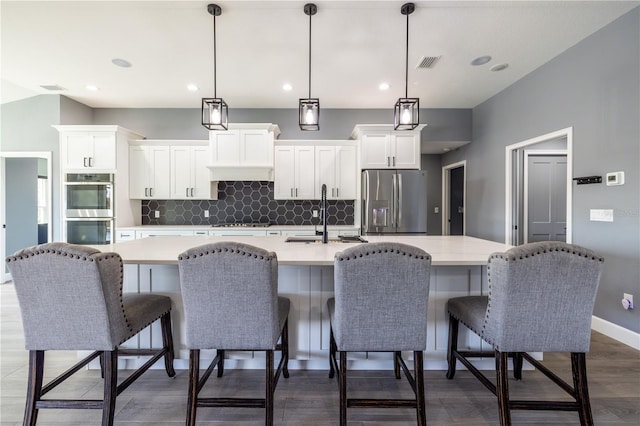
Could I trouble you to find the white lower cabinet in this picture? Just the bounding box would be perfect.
[115,229,136,242]
[136,230,195,239]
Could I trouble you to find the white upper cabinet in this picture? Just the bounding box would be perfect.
[274,145,315,199]
[209,124,280,181]
[352,124,426,170]
[55,125,143,172]
[314,145,357,199]
[129,145,171,199]
[170,145,213,199]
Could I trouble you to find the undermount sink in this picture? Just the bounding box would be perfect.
[284,236,367,244]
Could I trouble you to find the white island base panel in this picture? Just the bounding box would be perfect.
[114,262,514,371]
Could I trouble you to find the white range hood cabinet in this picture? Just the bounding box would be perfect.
[207,124,280,182]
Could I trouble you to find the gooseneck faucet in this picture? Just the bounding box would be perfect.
[321,184,328,244]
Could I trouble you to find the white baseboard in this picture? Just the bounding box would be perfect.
[592,315,640,350]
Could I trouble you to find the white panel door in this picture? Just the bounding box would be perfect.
[361,133,391,169]
[148,146,171,199]
[191,146,211,199]
[392,133,419,169]
[335,145,357,199]
[170,146,191,199]
[314,146,336,199]
[295,146,315,199]
[129,146,151,199]
[89,132,116,169]
[211,131,240,165]
[274,146,296,199]
[241,130,269,165]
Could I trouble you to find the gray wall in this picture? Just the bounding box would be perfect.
[443,8,640,332]
[1,95,62,240]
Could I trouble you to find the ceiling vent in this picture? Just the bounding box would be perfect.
[415,56,441,69]
[40,85,66,91]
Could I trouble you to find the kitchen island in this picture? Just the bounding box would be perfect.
[100,235,511,370]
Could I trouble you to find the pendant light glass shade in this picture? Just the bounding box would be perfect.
[394,3,419,130]
[299,3,319,131]
[299,98,320,131]
[201,4,228,130]
[202,97,228,130]
[394,97,419,130]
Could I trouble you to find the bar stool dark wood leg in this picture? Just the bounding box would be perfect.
[24,350,44,426]
[414,350,427,426]
[496,350,512,426]
[216,349,225,377]
[572,352,594,426]
[512,352,523,380]
[282,319,290,378]
[339,351,348,426]
[265,350,275,426]
[328,328,336,379]
[186,349,200,426]
[160,312,176,377]
[394,351,402,379]
[446,314,459,379]
[101,350,118,426]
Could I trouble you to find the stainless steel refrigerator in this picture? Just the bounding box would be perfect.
[361,170,427,235]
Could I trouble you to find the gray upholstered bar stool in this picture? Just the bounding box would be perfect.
[5,242,175,426]
[327,242,431,426]
[446,241,604,426]
[178,242,290,426]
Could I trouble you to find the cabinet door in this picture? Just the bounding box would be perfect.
[392,133,420,169]
[191,146,212,199]
[170,146,192,199]
[148,146,171,199]
[335,145,357,199]
[314,146,336,199]
[89,132,116,169]
[129,146,151,199]
[295,146,315,199]
[274,146,295,199]
[63,133,91,169]
[361,133,392,169]
[211,131,240,165]
[241,130,270,165]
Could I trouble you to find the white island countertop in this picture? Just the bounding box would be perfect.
[98,235,512,266]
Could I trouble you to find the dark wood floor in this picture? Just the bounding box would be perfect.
[1,283,638,425]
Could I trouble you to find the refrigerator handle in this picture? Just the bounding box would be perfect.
[397,173,402,227]
[363,171,369,229]
[391,173,397,227]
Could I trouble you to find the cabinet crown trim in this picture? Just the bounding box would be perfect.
[351,123,426,139]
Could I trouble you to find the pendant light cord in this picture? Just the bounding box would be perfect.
[404,12,409,98]
[213,12,217,98]
[308,11,312,99]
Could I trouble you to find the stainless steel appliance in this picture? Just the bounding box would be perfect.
[65,218,113,245]
[64,173,114,245]
[64,173,113,218]
[362,169,427,235]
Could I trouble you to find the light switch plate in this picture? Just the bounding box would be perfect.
[590,209,613,222]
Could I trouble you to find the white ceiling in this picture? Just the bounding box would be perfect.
[2,0,638,109]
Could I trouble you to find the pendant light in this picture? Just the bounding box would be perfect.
[394,2,419,130]
[202,4,228,130]
[299,3,319,131]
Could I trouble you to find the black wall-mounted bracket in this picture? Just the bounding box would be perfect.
[573,176,602,185]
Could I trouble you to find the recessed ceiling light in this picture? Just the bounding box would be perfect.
[443,148,451,152]
[470,55,492,66]
[40,84,66,91]
[111,58,132,68]
[85,85,99,91]
[187,84,199,92]
[491,63,509,72]
[282,83,293,92]
[379,82,390,91]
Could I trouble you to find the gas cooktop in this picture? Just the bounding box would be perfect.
[214,223,271,228]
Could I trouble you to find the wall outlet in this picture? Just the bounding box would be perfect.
[312,210,319,218]
[434,207,439,214]
[154,210,160,218]
[204,210,209,218]
[622,293,634,310]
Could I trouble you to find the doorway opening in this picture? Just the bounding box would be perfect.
[1,152,52,283]
[505,128,572,246]
[442,160,466,235]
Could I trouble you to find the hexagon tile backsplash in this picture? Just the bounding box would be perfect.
[141,181,355,226]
